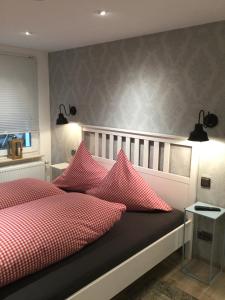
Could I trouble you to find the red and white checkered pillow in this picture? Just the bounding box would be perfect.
[87,149,172,211]
[0,192,126,287]
[53,141,108,192]
[0,178,65,210]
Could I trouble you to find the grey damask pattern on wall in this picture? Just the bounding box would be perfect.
[49,21,225,205]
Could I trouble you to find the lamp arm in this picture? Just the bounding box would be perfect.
[59,104,70,116]
[198,110,205,125]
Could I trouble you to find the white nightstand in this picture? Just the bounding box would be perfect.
[51,162,69,170]
[50,162,69,180]
[182,201,225,284]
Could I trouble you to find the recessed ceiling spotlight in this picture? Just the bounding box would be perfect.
[25,31,32,36]
[97,10,108,16]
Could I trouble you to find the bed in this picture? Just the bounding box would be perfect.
[1,210,184,300]
[0,125,198,300]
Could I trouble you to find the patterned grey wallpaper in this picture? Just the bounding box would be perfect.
[49,21,225,206]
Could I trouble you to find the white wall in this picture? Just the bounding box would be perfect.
[197,139,225,207]
[0,44,51,164]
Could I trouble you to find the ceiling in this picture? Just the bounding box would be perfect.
[0,0,225,52]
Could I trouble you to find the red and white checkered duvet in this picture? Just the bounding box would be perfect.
[0,178,65,210]
[0,193,126,287]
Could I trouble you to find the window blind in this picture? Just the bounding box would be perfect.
[0,53,39,133]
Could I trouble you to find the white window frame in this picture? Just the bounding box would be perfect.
[0,132,39,157]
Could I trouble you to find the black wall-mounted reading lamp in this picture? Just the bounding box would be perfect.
[188,110,218,142]
[56,104,77,125]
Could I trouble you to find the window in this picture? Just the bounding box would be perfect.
[0,133,31,150]
[0,52,39,156]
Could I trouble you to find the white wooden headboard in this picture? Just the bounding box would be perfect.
[81,125,199,211]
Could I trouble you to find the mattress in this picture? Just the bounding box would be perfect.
[0,209,184,300]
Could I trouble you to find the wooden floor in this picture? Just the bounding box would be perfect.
[113,250,225,300]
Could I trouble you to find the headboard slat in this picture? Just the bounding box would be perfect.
[134,139,140,166]
[153,141,159,170]
[109,134,114,160]
[117,136,122,154]
[94,133,99,156]
[163,143,171,173]
[125,137,131,160]
[102,133,106,158]
[143,140,149,168]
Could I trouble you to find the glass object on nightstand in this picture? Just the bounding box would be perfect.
[182,201,225,284]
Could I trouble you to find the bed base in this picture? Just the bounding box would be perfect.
[67,220,192,300]
[66,125,197,300]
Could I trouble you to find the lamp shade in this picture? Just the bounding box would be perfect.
[56,104,77,125]
[56,113,68,125]
[188,123,209,142]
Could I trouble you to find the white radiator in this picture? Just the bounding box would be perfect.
[0,161,45,183]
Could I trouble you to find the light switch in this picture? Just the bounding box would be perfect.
[201,177,211,189]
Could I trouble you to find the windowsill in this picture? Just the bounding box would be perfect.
[0,153,43,167]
